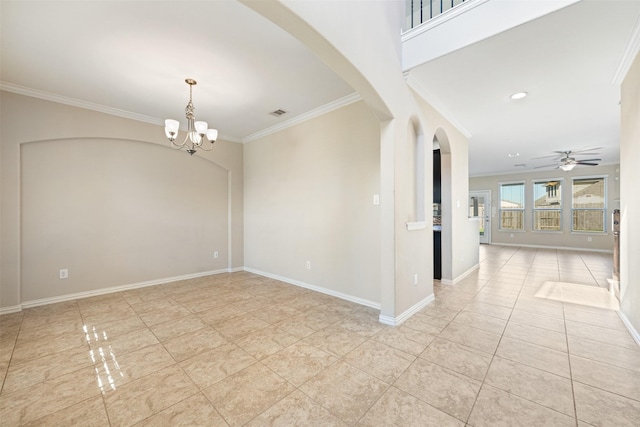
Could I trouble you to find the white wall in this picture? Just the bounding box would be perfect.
[0,91,244,309]
[619,53,640,338]
[243,101,380,305]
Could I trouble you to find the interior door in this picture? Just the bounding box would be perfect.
[469,190,491,244]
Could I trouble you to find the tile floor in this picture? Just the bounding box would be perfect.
[1,245,639,426]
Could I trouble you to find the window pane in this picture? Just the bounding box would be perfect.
[500,211,524,230]
[573,210,604,232]
[534,181,561,208]
[573,178,605,208]
[534,210,561,231]
[501,183,524,208]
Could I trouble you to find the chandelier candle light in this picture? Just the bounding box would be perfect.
[164,79,218,155]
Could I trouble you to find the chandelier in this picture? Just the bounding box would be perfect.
[164,79,218,155]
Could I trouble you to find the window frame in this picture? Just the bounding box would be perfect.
[571,175,607,233]
[532,178,563,232]
[499,181,526,231]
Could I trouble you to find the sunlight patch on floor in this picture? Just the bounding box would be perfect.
[535,281,619,310]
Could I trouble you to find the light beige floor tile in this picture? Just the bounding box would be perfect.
[420,337,493,381]
[302,324,367,358]
[496,336,570,378]
[179,342,256,389]
[503,321,567,352]
[83,315,149,338]
[103,364,197,427]
[344,339,415,383]
[134,392,228,427]
[438,323,502,354]
[245,390,347,427]
[468,384,575,426]
[262,341,337,387]
[565,320,638,350]
[395,358,481,421]
[372,326,436,355]
[203,363,295,427]
[336,310,387,337]
[215,312,270,340]
[568,335,640,373]
[251,304,301,324]
[23,396,109,427]
[573,382,640,427]
[570,355,640,401]
[485,356,574,416]
[0,366,101,426]
[2,345,92,394]
[450,311,507,335]
[87,327,159,357]
[463,301,512,320]
[11,330,87,365]
[402,312,450,334]
[564,304,624,326]
[162,327,227,362]
[300,360,388,425]
[233,324,299,360]
[197,305,244,326]
[508,309,566,333]
[148,314,208,342]
[102,343,175,388]
[514,298,565,319]
[356,386,464,427]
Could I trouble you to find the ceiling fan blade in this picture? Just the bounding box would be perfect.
[570,147,602,154]
[576,162,599,166]
[576,158,601,162]
[534,164,559,169]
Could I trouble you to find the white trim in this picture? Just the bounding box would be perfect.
[242,92,362,143]
[618,311,640,347]
[612,12,640,85]
[0,81,242,143]
[440,263,480,285]
[491,242,613,254]
[406,221,427,231]
[0,305,23,315]
[243,267,380,310]
[379,293,435,326]
[18,269,230,310]
[402,0,490,41]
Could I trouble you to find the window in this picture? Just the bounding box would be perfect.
[533,180,562,231]
[572,177,606,232]
[500,182,525,230]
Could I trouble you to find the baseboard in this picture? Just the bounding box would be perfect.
[618,310,640,347]
[491,242,613,254]
[0,305,23,315]
[243,267,381,310]
[378,293,435,326]
[12,268,233,311]
[440,263,480,285]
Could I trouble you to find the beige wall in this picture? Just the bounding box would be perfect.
[243,101,381,305]
[0,91,243,309]
[470,164,619,252]
[620,53,640,336]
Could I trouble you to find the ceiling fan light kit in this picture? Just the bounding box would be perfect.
[534,149,602,171]
[165,79,218,156]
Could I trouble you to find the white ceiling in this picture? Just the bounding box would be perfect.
[2,1,638,177]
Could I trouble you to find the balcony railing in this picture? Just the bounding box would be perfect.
[406,0,467,30]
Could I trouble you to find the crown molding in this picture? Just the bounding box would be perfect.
[1,81,163,125]
[612,12,640,85]
[242,92,362,143]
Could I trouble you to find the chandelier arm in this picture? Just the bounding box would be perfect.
[197,141,215,152]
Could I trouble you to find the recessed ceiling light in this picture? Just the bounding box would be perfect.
[510,92,528,100]
[508,152,520,158]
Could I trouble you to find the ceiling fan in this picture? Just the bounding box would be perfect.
[534,149,601,171]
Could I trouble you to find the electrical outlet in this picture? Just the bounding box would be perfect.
[373,194,380,205]
[414,274,418,285]
[59,269,69,279]
[214,251,219,259]
[306,261,311,270]
[587,236,592,242]
[510,233,514,238]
